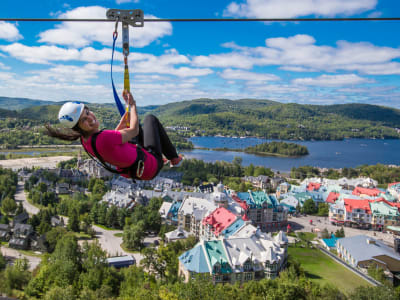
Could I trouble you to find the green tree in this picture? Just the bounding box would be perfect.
[123,222,145,251]
[68,208,80,232]
[317,203,329,216]
[44,285,76,300]
[0,251,6,271]
[302,198,317,215]
[1,196,17,215]
[0,258,31,295]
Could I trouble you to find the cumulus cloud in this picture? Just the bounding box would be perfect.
[220,68,280,82]
[292,74,371,87]
[0,21,22,41]
[192,34,400,76]
[0,43,113,64]
[38,6,172,48]
[224,0,377,18]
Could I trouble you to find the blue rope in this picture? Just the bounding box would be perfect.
[111,32,125,117]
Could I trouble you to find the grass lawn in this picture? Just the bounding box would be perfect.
[289,246,371,294]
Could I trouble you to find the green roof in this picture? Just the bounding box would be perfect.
[370,201,400,217]
[250,191,273,208]
[204,240,231,274]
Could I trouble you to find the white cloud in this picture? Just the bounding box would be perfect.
[38,6,172,48]
[0,62,11,70]
[192,53,256,69]
[192,35,400,76]
[0,21,22,41]
[224,0,377,18]
[292,74,371,87]
[220,68,280,81]
[0,43,113,64]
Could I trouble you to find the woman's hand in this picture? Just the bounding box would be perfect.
[122,90,135,107]
[115,111,130,130]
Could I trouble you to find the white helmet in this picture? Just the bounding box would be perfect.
[58,101,85,128]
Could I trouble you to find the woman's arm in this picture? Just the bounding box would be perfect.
[119,91,140,144]
[115,111,130,131]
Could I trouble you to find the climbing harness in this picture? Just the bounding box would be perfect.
[107,9,144,119]
[80,129,146,180]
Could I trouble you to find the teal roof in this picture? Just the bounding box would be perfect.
[250,191,272,208]
[294,192,309,204]
[179,243,210,273]
[204,240,231,274]
[322,235,341,248]
[370,201,400,217]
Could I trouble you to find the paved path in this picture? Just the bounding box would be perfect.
[15,181,39,215]
[93,225,143,264]
[0,246,41,271]
[289,215,395,246]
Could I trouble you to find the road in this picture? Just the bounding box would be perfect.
[15,181,39,215]
[93,225,144,264]
[289,215,395,246]
[0,246,41,271]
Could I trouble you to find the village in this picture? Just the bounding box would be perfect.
[0,155,399,291]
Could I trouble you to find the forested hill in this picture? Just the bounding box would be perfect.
[1,96,400,141]
[0,96,60,110]
[151,99,400,140]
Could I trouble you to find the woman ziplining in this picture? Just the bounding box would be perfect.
[46,9,181,181]
[45,91,182,181]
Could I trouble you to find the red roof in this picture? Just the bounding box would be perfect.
[326,192,340,204]
[307,182,321,191]
[388,182,400,188]
[202,207,237,236]
[242,214,249,221]
[352,186,381,197]
[232,194,249,210]
[343,198,372,214]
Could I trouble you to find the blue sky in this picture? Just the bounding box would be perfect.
[0,0,400,108]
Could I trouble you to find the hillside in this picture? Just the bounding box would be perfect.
[0,97,399,148]
[0,97,60,110]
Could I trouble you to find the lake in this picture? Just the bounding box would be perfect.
[181,137,400,172]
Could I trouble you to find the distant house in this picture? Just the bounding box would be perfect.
[107,255,135,269]
[9,223,33,250]
[51,216,63,227]
[0,224,11,241]
[55,182,70,194]
[12,212,29,227]
[337,235,400,283]
[199,183,214,193]
[165,227,190,243]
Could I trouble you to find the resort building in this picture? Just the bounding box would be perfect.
[178,230,288,284]
[234,191,287,232]
[337,235,400,283]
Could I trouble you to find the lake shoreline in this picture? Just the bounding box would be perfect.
[195,146,307,158]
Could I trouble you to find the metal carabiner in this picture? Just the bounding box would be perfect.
[113,18,119,38]
[136,160,145,178]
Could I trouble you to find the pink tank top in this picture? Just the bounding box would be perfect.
[81,130,159,180]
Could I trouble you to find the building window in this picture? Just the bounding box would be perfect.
[244,273,252,281]
[244,262,252,271]
[236,273,242,281]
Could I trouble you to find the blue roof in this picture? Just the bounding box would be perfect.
[169,200,182,222]
[237,192,252,203]
[322,235,341,248]
[222,218,244,237]
[179,243,210,273]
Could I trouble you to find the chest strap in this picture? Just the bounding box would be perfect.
[82,130,146,180]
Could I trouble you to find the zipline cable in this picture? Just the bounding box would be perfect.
[1,17,400,22]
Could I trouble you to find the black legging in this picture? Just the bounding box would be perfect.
[136,114,178,165]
